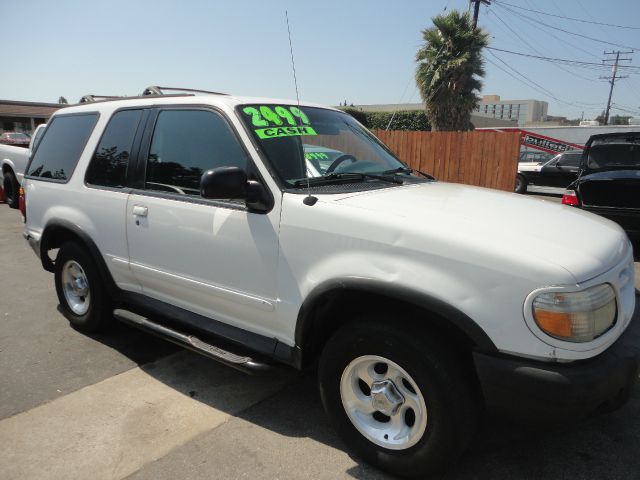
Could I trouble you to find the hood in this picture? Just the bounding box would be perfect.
[331,182,629,283]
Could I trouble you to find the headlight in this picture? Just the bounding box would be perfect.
[532,284,617,343]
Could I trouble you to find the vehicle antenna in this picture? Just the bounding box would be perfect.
[285,10,317,206]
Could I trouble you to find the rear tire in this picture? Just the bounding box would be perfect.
[54,241,112,332]
[514,174,527,194]
[3,170,19,208]
[318,318,477,478]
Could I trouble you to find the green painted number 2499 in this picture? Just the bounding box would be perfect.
[243,105,310,128]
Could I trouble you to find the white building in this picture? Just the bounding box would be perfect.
[474,95,548,126]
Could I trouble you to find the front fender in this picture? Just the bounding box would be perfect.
[295,276,498,352]
[278,194,563,361]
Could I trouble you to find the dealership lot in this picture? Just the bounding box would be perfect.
[1,203,639,480]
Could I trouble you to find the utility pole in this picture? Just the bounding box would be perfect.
[469,0,490,29]
[600,50,632,125]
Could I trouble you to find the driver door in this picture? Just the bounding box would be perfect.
[126,107,281,336]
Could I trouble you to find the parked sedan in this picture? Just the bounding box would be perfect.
[515,150,582,193]
[562,132,640,238]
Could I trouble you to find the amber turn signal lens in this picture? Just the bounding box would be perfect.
[533,310,572,338]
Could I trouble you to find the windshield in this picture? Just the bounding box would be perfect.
[587,142,640,170]
[544,154,561,166]
[238,105,407,187]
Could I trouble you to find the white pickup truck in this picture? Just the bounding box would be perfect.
[1,123,46,208]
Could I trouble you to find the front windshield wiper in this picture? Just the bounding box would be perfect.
[293,172,403,188]
[381,167,435,180]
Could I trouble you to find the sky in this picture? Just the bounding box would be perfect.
[1,0,639,120]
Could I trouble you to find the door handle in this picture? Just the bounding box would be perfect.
[132,205,148,217]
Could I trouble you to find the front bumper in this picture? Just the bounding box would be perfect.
[473,307,640,421]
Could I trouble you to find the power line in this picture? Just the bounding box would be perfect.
[574,0,614,40]
[486,50,560,101]
[483,50,598,110]
[485,46,640,71]
[486,8,603,82]
[493,0,640,30]
[611,103,640,116]
[492,2,600,60]
[494,3,640,51]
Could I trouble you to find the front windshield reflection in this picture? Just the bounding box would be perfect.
[238,105,411,187]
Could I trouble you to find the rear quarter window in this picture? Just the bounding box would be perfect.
[85,109,143,188]
[27,113,98,181]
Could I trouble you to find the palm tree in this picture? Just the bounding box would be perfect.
[415,10,489,131]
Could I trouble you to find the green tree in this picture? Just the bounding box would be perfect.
[415,10,488,131]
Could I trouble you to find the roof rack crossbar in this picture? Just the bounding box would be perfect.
[79,95,123,103]
[142,85,228,96]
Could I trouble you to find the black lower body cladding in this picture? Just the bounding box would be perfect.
[473,311,640,421]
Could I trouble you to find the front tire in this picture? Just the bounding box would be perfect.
[54,241,112,332]
[318,319,477,478]
[3,170,19,208]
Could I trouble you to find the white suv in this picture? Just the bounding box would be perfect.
[22,88,639,478]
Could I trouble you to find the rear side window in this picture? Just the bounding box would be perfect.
[144,109,248,196]
[86,109,143,188]
[27,114,98,181]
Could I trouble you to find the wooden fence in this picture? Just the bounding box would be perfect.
[373,130,521,192]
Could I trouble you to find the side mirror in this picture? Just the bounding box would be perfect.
[201,166,248,199]
[200,166,270,212]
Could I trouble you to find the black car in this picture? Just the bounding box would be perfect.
[515,150,582,193]
[562,132,640,238]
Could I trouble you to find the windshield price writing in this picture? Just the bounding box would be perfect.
[242,105,316,139]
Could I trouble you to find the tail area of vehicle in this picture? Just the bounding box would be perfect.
[578,136,640,208]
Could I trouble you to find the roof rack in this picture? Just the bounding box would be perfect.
[79,95,123,104]
[141,85,228,96]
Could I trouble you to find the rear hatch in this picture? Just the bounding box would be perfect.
[579,135,640,209]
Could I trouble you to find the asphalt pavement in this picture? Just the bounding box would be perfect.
[1,198,639,480]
